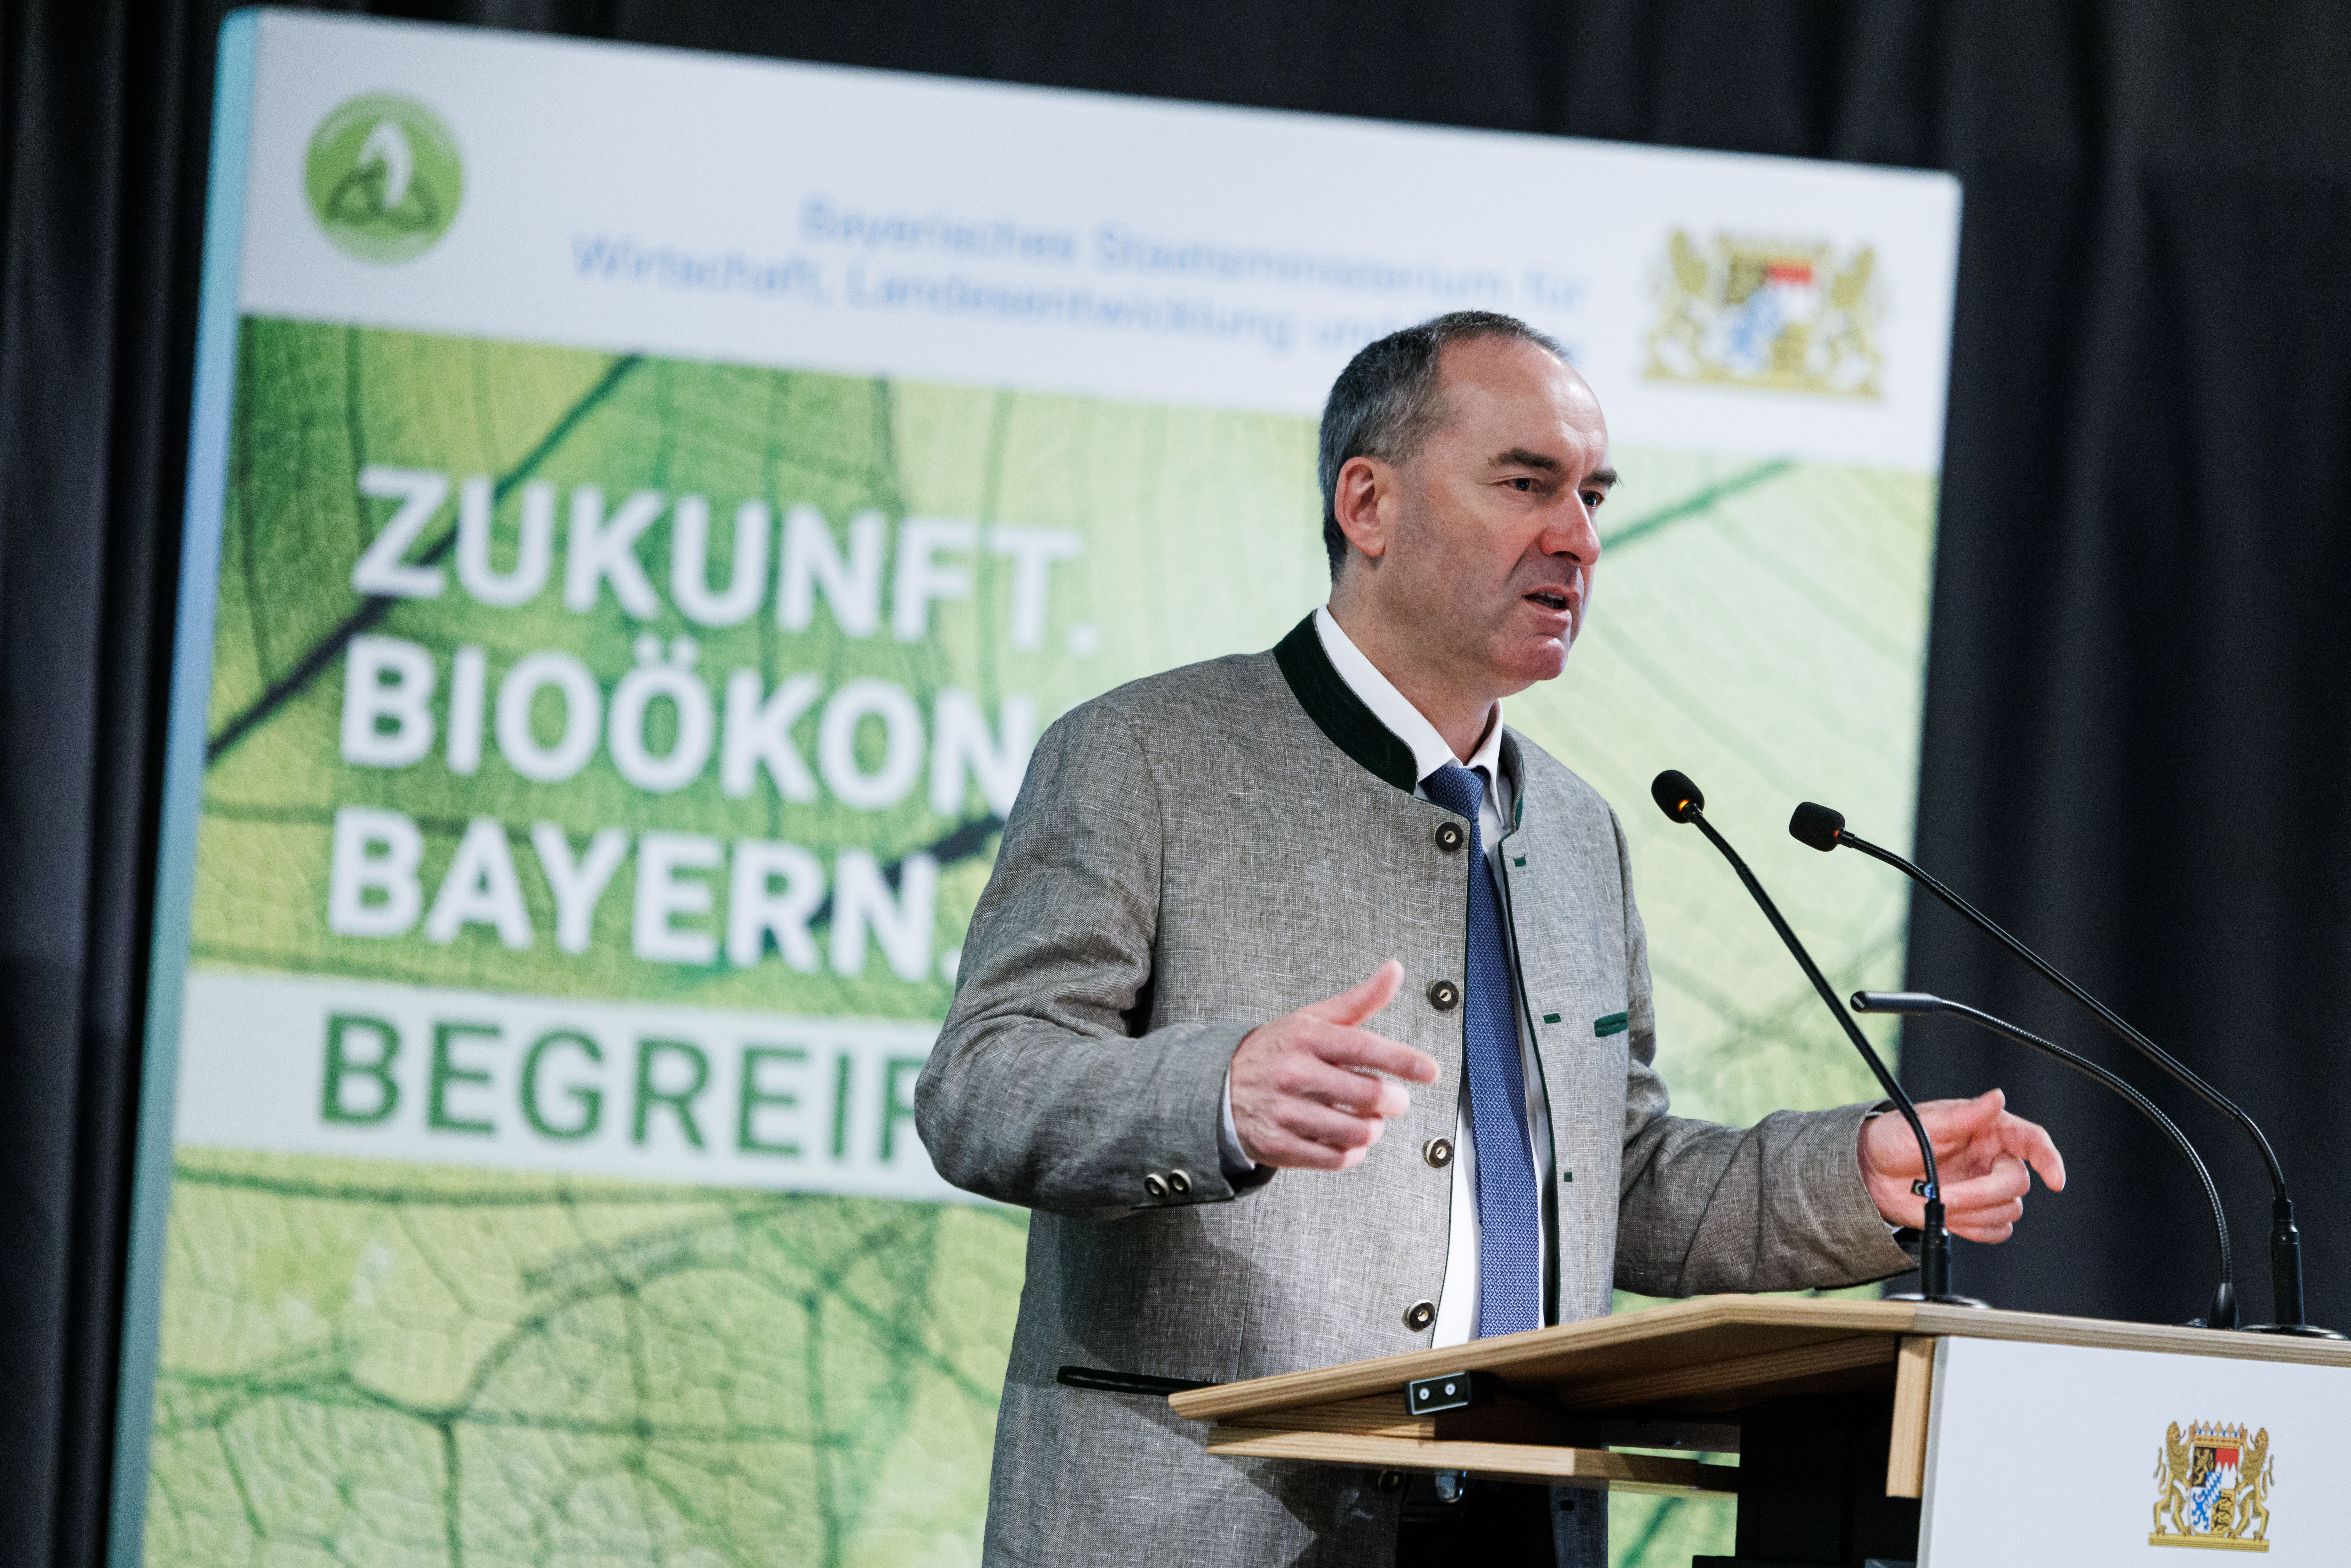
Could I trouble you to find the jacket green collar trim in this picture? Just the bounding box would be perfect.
[1273,615,1419,793]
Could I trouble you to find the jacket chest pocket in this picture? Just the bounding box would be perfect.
[1498,850,1627,1049]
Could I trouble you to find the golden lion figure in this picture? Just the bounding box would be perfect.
[1815,248,1883,391]
[2153,1422,2194,1537]
[1644,230,1711,373]
[2231,1427,2272,1540]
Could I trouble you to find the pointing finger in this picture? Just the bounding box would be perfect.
[1298,961,1404,1028]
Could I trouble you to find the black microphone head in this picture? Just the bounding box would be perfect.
[1651,770,1704,823]
[1789,801,1846,852]
[1852,990,1942,1015]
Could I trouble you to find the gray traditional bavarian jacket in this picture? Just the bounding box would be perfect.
[916,617,1914,1566]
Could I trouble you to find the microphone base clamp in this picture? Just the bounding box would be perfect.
[2254,1201,2342,1337]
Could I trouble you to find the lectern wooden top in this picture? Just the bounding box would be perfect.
[1169,1295,2351,1424]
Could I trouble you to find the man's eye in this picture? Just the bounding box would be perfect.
[1583,490,1607,509]
[1510,477,1535,491]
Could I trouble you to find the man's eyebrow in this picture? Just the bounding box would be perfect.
[1491,446,1564,473]
[1589,466,1619,491]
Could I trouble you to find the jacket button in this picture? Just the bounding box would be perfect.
[1403,1299,1437,1332]
[1427,979,1460,1012]
[1423,1137,1453,1169]
[1167,1168,1193,1196]
[1143,1173,1167,1198]
[1433,820,1466,853]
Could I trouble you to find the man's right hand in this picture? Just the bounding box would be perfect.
[1228,960,1438,1170]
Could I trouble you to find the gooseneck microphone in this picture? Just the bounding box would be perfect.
[1852,990,2236,1330]
[1791,800,2337,1337]
[1652,771,1979,1306]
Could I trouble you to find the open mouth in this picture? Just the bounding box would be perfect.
[1524,590,1571,613]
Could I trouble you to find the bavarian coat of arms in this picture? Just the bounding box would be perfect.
[2151,1420,2272,1550]
[1643,229,1883,399]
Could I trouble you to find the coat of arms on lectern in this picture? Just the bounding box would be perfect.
[2151,1421,2272,1550]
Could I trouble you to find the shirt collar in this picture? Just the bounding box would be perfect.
[1312,606,1507,790]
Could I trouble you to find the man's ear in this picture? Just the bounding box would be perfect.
[1332,454,1393,564]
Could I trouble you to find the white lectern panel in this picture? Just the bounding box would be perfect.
[1923,1335,2349,1563]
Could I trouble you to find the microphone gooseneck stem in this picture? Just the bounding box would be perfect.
[1855,990,2236,1330]
[1682,809,1944,1214]
[1836,829,2288,1201]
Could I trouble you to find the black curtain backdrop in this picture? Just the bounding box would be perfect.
[8,2,2351,1562]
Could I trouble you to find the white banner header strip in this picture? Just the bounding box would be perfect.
[238,9,1960,468]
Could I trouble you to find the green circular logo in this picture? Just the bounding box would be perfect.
[304,94,463,264]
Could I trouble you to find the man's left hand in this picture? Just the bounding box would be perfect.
[1858,1089,2066,1243]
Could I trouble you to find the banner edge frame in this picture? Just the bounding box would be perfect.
[105,10,261,1564]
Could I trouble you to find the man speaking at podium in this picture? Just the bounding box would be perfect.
[917,312,2064,1566]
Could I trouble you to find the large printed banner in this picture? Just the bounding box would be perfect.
[119,11,1960,1565]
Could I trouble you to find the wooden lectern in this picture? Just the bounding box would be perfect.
[1166,1297,2351,1564]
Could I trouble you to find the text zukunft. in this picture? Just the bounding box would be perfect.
[333,810,957,981]
[343,633,1034,811]
[351,466,1081,648]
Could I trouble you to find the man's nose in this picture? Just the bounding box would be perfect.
[1544,496,1603,565]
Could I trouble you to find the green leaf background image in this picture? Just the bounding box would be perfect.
[149,319,1935,1565]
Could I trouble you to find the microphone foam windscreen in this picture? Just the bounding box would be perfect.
[1651,770,1704,822]
[1788,801,1846,851]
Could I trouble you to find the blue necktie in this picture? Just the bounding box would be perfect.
[1420,763,1541,1337]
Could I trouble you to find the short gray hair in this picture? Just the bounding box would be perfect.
[1317,311,1568,578]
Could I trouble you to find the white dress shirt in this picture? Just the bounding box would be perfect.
[1219,606,1557,1345]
